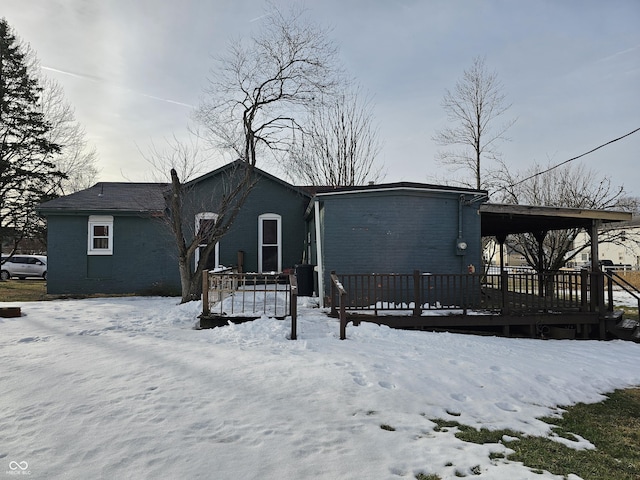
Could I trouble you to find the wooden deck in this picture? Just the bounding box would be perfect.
[198,269,639,342]
[330,270,639,341]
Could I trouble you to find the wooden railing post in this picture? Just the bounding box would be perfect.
[413,270,421,316]
[202,269,209,316]
[501,270,510,315]
[580,269,588,311]
[606,272,614,312]
[462,273,468,316]
[330,272,348,340]
[330,270,337,317]
[289,274,298,340]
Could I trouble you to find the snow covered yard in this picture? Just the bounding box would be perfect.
[1,296,639,479]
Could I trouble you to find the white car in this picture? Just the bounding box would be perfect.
[1,255,47,280]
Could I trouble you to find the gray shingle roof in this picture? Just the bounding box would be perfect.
[37,182,168,214]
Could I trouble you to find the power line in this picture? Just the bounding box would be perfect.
[505,127,640,190]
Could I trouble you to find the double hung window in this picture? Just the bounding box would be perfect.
[195,212,219,269]
[258,213,281,273]
[88,216,113,255]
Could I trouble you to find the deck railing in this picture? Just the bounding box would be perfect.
[606,270,640,322]
[202,271,298,338]
[331,270,597,316]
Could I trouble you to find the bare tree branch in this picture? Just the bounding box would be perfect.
[433,56,516,190]
[285,86,384,186]
[493,160,636,270]
[194,3,342,168]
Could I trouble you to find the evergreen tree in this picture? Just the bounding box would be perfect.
[0,18,63,254]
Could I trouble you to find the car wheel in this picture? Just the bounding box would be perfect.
[43,272,47,280]
[0,270,10,281]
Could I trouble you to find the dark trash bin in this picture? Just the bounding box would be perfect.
[295,264,315,297]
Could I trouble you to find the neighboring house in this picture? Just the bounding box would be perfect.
[570,216,640,268]
[38,161,487,297]
[484,238,529,268]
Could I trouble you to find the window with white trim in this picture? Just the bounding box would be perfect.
[88,215,113,255]
[195,212,219,270]
[258,213,281,273]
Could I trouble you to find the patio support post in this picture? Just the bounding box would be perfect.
[501,269,510,315]
[534,230,547,298]
[589,220,603,313]
[496,233,507,275]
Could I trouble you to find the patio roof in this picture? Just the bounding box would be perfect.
[480,203,632,238]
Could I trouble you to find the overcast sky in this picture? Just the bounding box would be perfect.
[3,0,640,197]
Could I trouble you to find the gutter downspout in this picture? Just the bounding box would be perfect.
[314,199,325,307]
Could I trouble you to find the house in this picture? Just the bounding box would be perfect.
[37,162,310,295]
[37,161,487,298]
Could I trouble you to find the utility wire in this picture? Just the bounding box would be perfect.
[504,127,640,190]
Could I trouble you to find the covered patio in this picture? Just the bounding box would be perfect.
[328,204,636,340]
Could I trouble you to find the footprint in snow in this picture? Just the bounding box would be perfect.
[350,372,369,387]
[18,336,50,343]
[378,381,397,389]
[496,402,519,412]
[451,393,469,402]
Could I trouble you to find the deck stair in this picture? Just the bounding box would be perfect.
[603,271,640,343]
[617,318,640,342]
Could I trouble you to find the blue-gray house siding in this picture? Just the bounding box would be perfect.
[37,163,311,295]
[38,162,487,298]
[311,185,486,300]
[45,213,179,295]
[182,165,310,273]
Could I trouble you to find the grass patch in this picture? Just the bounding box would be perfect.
[619,305,639,319]
[0,279,177,302]
[428,388,640,480]
[617,271,640,290]
[380,424,396,431]
[0,279,47,302]
[415,474,441,480]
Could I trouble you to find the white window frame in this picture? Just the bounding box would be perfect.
[258,213,282,273]
[195,212,219,270]
[87,215,114,255]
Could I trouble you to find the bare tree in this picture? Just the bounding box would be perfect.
[285,86,384,186]
[167,164,255,303]
[154,4,342,303]
[194,4,341,168]
[494,161,635,271]
[433,56,516,190]
[143,135,255,303]
[23,43,99,194]
[38,77,99,194]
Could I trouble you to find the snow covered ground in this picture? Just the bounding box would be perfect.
[1,293,639,479]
